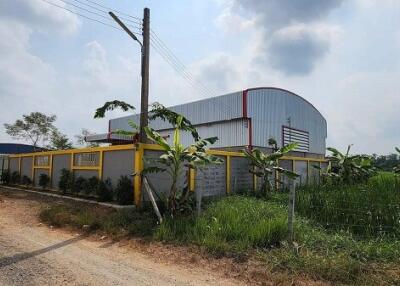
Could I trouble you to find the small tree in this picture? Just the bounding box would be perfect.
[4,112,56,149]
[244,139,299,196]
[49,129,73,150]
[93,101,222,215]
[144,103,223,215]
[320,145,376,184]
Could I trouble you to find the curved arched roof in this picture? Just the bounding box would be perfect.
[244,87,325,121]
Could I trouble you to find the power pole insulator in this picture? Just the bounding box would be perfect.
[139,7,150,143]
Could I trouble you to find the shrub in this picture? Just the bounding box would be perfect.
[38,173,50,189]
[85,176,99,196]
[115,176,133,205]
[0,170,10,185]
[21,175,32,186]
[10,171,20,184]
[96,179,113,202]
[73,176,87,194]
[58,168,72,194]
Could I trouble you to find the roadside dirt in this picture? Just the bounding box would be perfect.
[0,189,328,286]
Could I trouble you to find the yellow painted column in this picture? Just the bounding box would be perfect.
[99,150,104,180]
[31,156,35,183]
[134,144,144,207]
[18,157,22,175]
[226,155,231,193]
[49,154,53,188]
[189,168,196,192]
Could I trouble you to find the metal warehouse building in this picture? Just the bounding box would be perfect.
[88,87,327,158]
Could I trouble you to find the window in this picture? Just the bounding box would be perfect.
[35,155,49,166]
[74,152,98,166]
[282,126,309,152]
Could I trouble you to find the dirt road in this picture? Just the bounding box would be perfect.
[0,190,242,286]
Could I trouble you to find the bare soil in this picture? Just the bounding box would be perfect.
[0,188,328,286]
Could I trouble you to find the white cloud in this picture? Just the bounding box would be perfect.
[0,0,80,34]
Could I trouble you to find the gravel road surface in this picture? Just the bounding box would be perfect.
[0,190,241,286]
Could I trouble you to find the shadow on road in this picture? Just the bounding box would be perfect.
[0,234,88,268]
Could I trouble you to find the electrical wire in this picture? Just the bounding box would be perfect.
[39,0,125,32]
[39,0,237,118]
[54,0,142,31]
[72,0,142,25]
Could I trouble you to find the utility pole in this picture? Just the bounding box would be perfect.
[140,8,150,143]
[109,8,150,143]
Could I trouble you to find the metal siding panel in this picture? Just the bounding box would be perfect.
[9,158,19,173]
[51,154,71,189]
[247,89,326,154]
[110,91,243,132]
[102,150,135,188]
[74,170,98,179]
[21,157,33,179]
[34,169,49,187]
[157,119,249,148]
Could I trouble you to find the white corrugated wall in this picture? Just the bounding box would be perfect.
[247,88,327,154]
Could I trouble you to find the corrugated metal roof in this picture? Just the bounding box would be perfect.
[109,87,327,154]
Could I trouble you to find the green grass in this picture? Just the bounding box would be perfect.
[39,188,400,285]
[296,175,400,238]
[155,196,288,255]
[39,204,157,237]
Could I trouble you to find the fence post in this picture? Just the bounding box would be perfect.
[226,155,231,193]
[134,144,144,207]
[288,180,296,243]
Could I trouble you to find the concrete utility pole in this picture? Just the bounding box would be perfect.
[140,8,150,143]
[109,8,150,143]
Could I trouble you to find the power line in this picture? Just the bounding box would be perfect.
[150,30,219,96]
[82,0,142,21]
[39,0,236,117]
[39,0,123,31]
[72,0,142,25]
[53,0,142,32]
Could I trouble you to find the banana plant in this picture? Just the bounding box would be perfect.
[322,145,376,184]
[144,104,223,216]
[244,139,299,196]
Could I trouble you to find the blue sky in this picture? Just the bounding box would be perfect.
[0,0,399,154]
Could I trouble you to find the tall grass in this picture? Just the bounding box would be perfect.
[155,196,288,254]
[296,175,400,238]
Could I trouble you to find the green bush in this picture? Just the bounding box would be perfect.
[10,171,20,184]
[38,173,50,189]
[21,175,32,186]
[115,176,133,205]
[1,170,10,185]
[85,176,99,196]
[96,179,113,202]
[58,168,73,194]
[73,176,86,194]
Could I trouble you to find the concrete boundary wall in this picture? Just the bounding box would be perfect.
[7,143,328,206]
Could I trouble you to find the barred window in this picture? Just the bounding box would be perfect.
[283,126,309,152]
[74,153,98,166]
[35,155,49,166]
